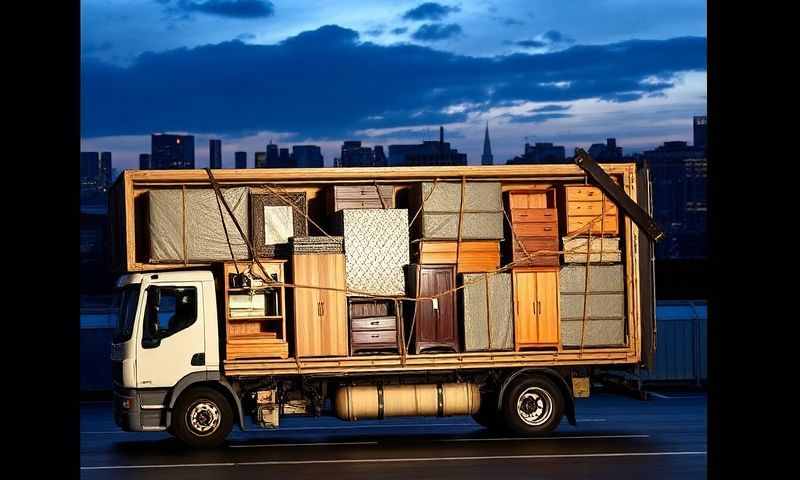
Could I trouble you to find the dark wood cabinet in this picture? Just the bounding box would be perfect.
[406,264,459,353]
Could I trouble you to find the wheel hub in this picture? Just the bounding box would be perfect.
[188,401,221,436]
[516,386,553,426]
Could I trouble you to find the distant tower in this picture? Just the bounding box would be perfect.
[481,122,494,165]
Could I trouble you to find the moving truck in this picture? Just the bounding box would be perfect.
[108,155,659,447]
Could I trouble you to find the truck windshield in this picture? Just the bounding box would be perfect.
[112,284,141,343]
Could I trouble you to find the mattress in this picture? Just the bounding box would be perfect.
[562,236,621,263]
[148,187,250,262]
[461,273,513,351]
[250,191,308,257]
[335,209,410,297]
[419,182,502,212]
[559,263,625,347]
[420,212,504,240]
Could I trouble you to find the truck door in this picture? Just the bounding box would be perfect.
[135,282,206,388]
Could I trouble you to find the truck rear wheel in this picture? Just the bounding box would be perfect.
[171,387,233,448]
[501,375,563,435]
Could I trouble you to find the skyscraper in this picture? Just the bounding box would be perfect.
[234,151,247,169]
[80,152,100,182]
[481,122,494,165]
[507,142,566,164]
[339,140,386,167]
[254,152,267,168]
[99,152,112,187]
[139,153,151,170]
[151,133,195,169]
[209,139,222,169]
[266,141,279,167]
[279,148,291,167]
[388,127,467,166]
[693,116,707,148]
[292,145,324,168]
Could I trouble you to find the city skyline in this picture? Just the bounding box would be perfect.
[81,1,706,171]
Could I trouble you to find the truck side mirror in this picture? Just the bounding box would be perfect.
[142,286,162,349]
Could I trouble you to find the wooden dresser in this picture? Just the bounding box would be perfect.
[506,189,560,266]
[291,253,349,357]
[348,299,400,355]
[564,185,619,236]
[512,267,560,350]
[406,264,459,354]
[327,185,395,212]
[414,239,500,273]
[224,260,289,360]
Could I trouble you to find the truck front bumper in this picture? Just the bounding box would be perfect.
[112,386,170,432]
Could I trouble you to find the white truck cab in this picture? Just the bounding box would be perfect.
[111,270,231,435]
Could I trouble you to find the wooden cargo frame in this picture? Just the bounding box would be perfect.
[110,163,642,377]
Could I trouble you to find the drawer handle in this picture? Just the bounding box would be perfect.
[370,321,379,325]
[371,334,380,338]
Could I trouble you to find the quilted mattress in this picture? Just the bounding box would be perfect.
[461,273,513,351]
[559,263,626,347]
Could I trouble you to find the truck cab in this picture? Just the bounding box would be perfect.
[111,270,223,433]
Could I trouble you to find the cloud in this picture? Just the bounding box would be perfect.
[512,39,547,48]
[506,112,572,124]
[236,32,256,41]
[411,23,463,41]
[531,104,571,112]
[81,25,706,140]
[543,30,574,44]
[164,0,275,19]
[365,27,384,37]
[402,3,460,21]
[510,30,574,50]
[391,27,408,35]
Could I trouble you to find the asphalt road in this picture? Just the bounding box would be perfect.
[80,390,706,479]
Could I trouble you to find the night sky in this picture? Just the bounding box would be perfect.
[81,1,707,169]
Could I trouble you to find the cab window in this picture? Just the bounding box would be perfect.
[142,286,197,345]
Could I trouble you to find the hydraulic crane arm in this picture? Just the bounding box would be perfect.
[573,148,664,242]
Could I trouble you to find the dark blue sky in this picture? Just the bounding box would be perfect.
[81,1,707,169]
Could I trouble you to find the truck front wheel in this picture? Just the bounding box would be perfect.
[171,386,233,448]
[501,375,564,435]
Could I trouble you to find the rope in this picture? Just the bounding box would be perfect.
[181,186,188,267]
[256,183,337,241]
[455,176,466,271]
[213,182,240,276]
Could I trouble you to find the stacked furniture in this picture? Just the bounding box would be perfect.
[327,185,395,212]
[348,299,401,355]
[460,273,513,351]
[410,181,503,273]
[333,208,410,297]
[505,189,559,266]
[289,237,348,357]
[560,184,625,348]
[405,264,459,353]
[224,260,288,360]
[559,264,625,347]
[148,187,250,263]
[512,267,560,350]
[250,191,308,258]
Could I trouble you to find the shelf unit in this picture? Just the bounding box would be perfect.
[224,260,289,360]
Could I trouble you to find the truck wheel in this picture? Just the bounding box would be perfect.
[472,391,504,431]
[501,375,563,435]
[172,387,233,448]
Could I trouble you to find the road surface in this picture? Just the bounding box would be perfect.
[80,390,706,479]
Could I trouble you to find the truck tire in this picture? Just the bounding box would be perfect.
[472,391,504,431]
[171,386,233,448]
[501,375,564,435]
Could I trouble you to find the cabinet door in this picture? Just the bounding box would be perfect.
[534,271,560,345]
[432,268,456,343]
[513,271,538,345]
[416,268,439,344]
[293,256,323,357]
[319,254,348,356]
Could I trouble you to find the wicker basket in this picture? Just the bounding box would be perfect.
[289,236,344,254]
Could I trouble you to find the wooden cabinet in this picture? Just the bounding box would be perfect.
[291,253,348,357]
[406,265,459,353]
[565,185,619,236]
[506,189,560,266]
[512,267,560,350]
[349,299,400,355]
[327,185,394,212]
[224,260,288,361]
[415,240,500,273]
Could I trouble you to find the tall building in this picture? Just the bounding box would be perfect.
[151,133,195,169]
[587,138,623,162]
[139,153,151,170]
[481,122,494,166]
[642,138,707,260]
[80,152,100,183]
[99,152,112,187]
[338,141,387,167]
[292,145,324,168]
[266,141,279,167]
[279,148,290,166]
[209,139,222,169]
[507,142,566,164]
[693,115,707,148]
[388,126,467,166]
[234,151,247,169]
[254,152,267,168]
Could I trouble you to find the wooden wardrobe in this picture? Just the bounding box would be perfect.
[291,253,348,357]
[512,267,560,350]
[406,264,459,353]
